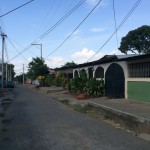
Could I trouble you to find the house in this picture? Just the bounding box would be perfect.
[72,54,150,103]
[54,66,74,80]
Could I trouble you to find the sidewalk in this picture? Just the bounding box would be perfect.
[26,85,150,134]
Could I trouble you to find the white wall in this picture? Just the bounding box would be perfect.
[73,61,128,98]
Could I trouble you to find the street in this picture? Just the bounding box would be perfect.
[0,85,150,150]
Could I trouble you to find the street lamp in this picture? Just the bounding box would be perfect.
[31,43,42,59]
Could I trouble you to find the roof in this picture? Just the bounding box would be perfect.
[54,54,150,70]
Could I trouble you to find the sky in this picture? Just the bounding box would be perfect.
[0,0,150,75]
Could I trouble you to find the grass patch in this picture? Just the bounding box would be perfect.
[73,104,91,113]
[104,115,112,120]
[60,99,70,105]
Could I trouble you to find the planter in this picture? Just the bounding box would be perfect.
[75,93,88,100]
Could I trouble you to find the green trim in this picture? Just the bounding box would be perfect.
[128,81,150,103]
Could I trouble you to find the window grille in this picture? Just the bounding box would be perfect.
[128,61,150,77]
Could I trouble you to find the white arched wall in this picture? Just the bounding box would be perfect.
[73,61,128,98]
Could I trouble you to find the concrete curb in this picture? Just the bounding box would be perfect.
[88,101,150,134]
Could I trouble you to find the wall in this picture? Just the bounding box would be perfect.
[128,81,150,103]
[73,61,127,98]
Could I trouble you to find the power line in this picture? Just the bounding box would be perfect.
[0,9,6,33]
[33,0,86,43]
[112,0,119,48]
[0,0,35,17]
[8,0,86,62]
[8,37,37,56]
[7,37,28,62]
[35,0,55,35]
[88,0,141,62]
[45,0,63,28]
[46,0,103,57]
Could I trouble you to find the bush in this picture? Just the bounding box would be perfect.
[37,76,45,86]
[45,74,55,87]
[55,73,67,87]
[68,69,87,94]
[84,78,104,97]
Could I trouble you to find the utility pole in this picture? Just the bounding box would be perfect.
[6,62,8,86]
[23,64,24,84]
[1,33,7,92]
[31,43,42,59]
[9,65,12,81]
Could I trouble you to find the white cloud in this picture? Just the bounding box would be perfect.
[71,48,104,64]
[90,27,107,32]
[11,59,29,75]
[45,56,65,68]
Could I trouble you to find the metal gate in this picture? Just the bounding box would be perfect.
[105,63,125,98]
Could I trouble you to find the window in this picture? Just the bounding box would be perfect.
[95,66,104,78]
[88,67,93,79]
[128,61,150,77]
[74,70,78,77]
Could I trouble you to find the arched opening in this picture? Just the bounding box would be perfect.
[105,63,125,98]
[88,67,93,79]
[95,66,104,78]
[74,70,78,78]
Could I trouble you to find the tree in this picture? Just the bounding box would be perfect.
[62,61,77,67]
[8,64,15,80]
[15,73,26,83]
[27,57,49,80]
[119,25,150,54]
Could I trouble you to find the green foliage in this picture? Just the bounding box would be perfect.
[84,78,104,97]
[37,76,45,86]
[73,104,91,113]
[55,73,67,87]
[15,73,26,83]
[119,25,150,54]
[8,64,16,80]
[62,61,77,67]
[45,74,55,87]
[27,57,49,80]
[68,69,87,94]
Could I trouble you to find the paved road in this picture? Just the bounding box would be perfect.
[0,85,150,150]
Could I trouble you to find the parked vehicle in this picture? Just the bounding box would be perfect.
[7,81,15,88]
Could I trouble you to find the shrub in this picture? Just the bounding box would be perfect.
[55,73,67,87]
[84,78,104,97]
[45,74,55,87]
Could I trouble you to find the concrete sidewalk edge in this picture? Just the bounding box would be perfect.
[87,101,150,134]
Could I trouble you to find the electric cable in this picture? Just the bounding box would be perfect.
[8,36,37,56]
[88,0,141,62]
[7,37,28,61]
[45,0,63,28]
[112,0,119,48]
[0,0,35,17]
[8,0,86,62]
[35,0,55,36]
[46,0,102,57]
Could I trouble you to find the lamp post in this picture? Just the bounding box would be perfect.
[31,43,42,59]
